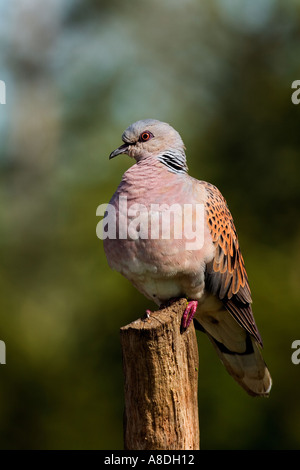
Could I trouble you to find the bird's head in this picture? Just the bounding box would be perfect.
[109,119,188,174]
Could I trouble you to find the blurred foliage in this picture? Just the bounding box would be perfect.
[0,0,300,449]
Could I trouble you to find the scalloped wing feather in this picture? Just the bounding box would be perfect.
[202,182,262,346]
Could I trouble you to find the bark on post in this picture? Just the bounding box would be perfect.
[120,298,200,450]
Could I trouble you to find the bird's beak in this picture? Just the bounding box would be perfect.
[109,143,129,159]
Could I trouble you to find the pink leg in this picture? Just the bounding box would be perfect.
[181,300,198,330]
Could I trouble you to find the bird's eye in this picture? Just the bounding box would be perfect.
[140,131,153,142]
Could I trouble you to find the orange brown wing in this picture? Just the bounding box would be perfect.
[202,181,263,346]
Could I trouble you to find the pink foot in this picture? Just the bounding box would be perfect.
[142,309,152,321]
[181,300,198,330]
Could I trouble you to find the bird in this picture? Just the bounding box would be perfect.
[103,118,272,397]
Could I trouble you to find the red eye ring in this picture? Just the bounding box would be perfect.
[140,131,153,142]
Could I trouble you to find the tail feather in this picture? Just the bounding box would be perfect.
[206,331,272,397]
[195,307,272,397]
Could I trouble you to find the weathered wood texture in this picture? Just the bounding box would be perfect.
[120,298,200,450]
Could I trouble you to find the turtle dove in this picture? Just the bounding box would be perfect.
[103,119,272,397]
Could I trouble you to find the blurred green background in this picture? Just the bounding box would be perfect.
[1,0,300,450]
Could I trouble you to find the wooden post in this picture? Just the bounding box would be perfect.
[120,298,200,450]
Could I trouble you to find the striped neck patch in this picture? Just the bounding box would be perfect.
[157,150,188,174]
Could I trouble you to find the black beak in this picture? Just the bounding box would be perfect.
[109,143,129,159]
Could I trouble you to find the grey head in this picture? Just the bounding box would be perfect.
[109,119,188,174]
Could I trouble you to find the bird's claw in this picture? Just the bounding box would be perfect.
[142,309,152,321]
